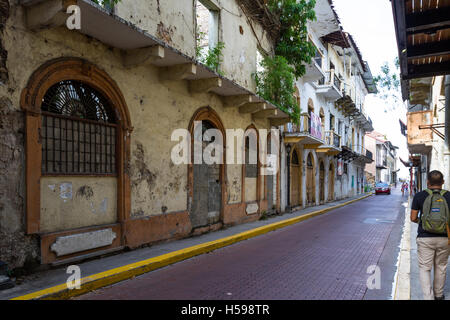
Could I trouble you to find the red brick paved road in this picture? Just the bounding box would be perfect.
[77,191,403,300]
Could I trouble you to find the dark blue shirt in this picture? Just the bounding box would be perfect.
[411,189,450,238]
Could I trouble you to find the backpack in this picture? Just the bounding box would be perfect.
[421,189,450,235]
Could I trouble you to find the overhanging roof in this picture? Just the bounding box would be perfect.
[391,0,450,99]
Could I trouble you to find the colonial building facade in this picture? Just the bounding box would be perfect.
[365,131,398,185]
[0,0,375,270]
[279,0,376,212]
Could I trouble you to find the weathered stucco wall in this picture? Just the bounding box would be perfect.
[0,0,41,270]
[40,177,117,233]
[1,1,273,267]
[0,96,40,269]
[115,0,196,57]
[115,0,274,92]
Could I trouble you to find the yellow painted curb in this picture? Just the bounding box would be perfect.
[11,193,373,300]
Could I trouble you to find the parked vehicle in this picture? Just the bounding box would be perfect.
[375,183,391,195]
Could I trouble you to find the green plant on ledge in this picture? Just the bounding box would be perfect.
[204,42,226,76]
[253,0,316,122]
[253,55,300,125]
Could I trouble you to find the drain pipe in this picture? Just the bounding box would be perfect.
[445,75,450,149]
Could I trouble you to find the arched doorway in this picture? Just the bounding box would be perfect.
[243,125,259,204]
[188,107,225,228]
[328,162,335,201]
[319,160,325,204]
[306,152,315,206]
[290,148,301,207]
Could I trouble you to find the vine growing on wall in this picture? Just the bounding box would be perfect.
[253,0,316,123]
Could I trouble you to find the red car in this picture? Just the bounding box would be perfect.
[375,183,391,195]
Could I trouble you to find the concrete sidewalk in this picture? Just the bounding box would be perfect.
[0,193,371,300]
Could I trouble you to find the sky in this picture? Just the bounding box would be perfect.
[332,0,410,180]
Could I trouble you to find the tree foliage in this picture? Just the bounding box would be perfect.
[254,0,316,122]
[254,55,299,124]
[373,57,402,109]
[268,0,317,78]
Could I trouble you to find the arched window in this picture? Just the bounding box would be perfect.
[40,80,117,175]
[21,58,132,235]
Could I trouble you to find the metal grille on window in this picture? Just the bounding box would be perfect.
[41,80,117,175]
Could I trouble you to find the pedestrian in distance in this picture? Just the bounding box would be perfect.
[410,170,450,300]
[401,183,406,196]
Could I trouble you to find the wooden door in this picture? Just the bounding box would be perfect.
[319,161,325,203]
[290,150,300,207]
[328,164,334,201]
[306,154,315,205]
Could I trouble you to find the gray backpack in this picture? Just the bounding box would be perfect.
[421,189,449,234]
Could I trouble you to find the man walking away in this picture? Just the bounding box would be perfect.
[411,170,450,300]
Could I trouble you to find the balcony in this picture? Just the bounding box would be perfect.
[316,130,341,156]
[354,145,373,164]
[407,110,433,154]
[284,113,324,147]
[303,50,325,83]
[313,70,343,100]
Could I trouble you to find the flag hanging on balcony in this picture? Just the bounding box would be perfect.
[399,119,407,136]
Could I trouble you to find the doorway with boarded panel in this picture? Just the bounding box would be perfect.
[191,120,222,228]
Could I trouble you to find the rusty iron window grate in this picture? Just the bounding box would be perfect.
[41,80,117,175]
